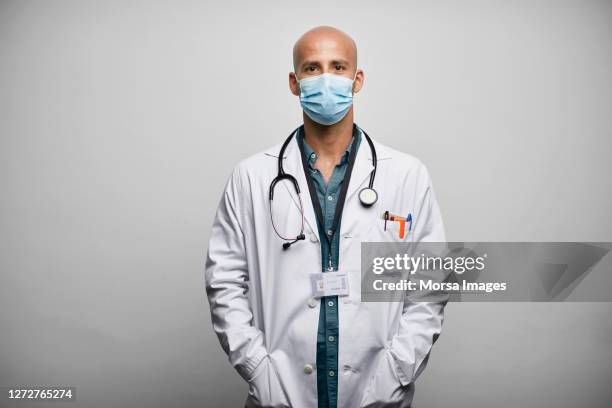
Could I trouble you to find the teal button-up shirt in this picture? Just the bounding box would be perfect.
[297,126,361,408]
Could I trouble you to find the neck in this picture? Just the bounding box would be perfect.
[302,110,354,160]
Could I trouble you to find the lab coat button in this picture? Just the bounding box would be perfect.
[303,364,314,374]
[309,233,318,243]
[307,298,318,308]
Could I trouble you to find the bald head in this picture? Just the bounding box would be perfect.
[288,26,364,100]
[292,26,358,76]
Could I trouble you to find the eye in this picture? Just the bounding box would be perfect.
[307,66,317,72]
[335,64,345,71]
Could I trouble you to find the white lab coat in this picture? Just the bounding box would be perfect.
[205,130,446,408]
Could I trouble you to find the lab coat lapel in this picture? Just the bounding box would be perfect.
[280,136,320,241]
[345,133,375,204]
[340,137,388,239]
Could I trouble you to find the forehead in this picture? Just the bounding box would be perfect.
[294,32,356,67]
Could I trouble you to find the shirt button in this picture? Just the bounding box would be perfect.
[308,298,318,308]
[327,230,333,236]
[329,370,335,377]
[328,336,335,342]
[327,195,334,201]
[304,364,314,374]
[327,300,334,307]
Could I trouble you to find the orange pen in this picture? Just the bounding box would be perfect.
[382,212,407,239]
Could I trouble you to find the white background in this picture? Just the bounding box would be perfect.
[1,0,611,406]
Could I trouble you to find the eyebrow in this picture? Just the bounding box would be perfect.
[300,59,351,70]
[300,60,321,69]
[330,59,350,66]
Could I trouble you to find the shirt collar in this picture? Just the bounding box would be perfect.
[297,125,360,170]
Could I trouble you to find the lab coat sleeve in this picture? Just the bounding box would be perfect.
[204,166,268,382]
[389,162,447,386]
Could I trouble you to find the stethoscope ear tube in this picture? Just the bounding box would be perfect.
[269,174,300,200]
[277,127,301,175]
[268,177,305,246]
[269,127,301,201]
[360,129,377,191]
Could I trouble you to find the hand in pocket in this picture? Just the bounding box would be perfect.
[246,355,290,408]
[359,350,413,408]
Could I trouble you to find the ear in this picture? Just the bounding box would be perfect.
[289,72,300,96]
[352,69,365,94]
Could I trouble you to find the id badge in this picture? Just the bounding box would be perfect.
[310,271,349,298]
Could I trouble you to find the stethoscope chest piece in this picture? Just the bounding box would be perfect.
[358,187,378,207]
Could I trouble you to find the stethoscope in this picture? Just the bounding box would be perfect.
[269,124,378,250]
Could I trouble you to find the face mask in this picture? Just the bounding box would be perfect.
[297,73,355,125]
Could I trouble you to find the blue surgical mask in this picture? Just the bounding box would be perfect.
[297,73,355,125]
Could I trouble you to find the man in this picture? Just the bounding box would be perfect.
[205,26,446,408]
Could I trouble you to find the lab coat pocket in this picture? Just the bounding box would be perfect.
[359,350,413,408]
[246,355,290,408]
[364,218,412,243]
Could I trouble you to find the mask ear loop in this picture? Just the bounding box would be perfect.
[351,70,358,94]
[295,73,304,99]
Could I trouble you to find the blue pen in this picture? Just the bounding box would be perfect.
[406,213,412,232]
